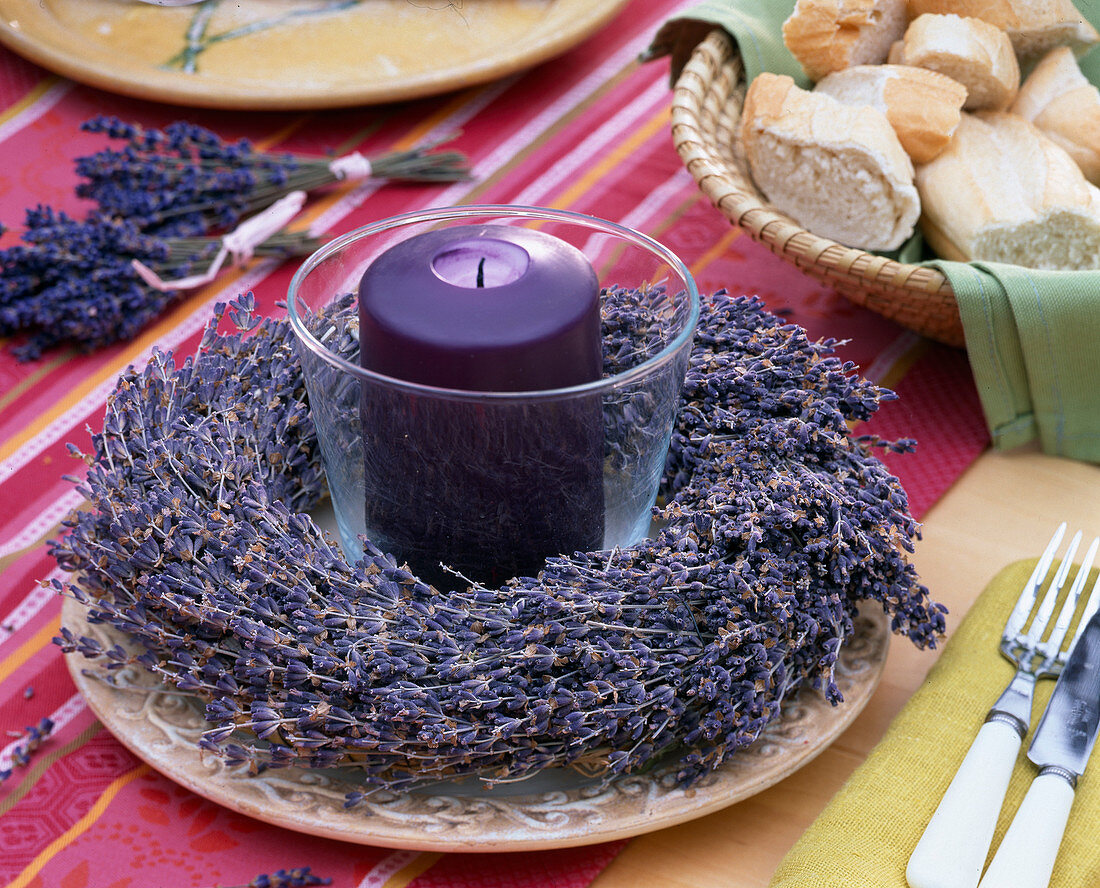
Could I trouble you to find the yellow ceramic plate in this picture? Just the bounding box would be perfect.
[63,596,889,850]
[0,0,632,109]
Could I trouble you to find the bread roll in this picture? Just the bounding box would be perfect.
[1011,46,1100,184]
[915,110,1100,268]
[907,0,1100,64]
[815,64,967,162]
[896,14,1020,110]
[739,73,920,251]
[782,0,909,82]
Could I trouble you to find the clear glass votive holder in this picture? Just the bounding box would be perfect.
[286,205,699,589]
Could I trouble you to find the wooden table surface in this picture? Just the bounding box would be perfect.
[591,446,1100,888]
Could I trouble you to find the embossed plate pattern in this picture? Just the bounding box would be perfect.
[63,597,889,850]
[0,0,631,110]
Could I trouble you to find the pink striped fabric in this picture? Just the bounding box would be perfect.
[0,2,989,885]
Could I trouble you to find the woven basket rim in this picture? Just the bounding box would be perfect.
[670,29,965,347]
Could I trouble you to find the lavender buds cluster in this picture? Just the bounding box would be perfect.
[1,717,55,782]
[0,208,316,360]
[231,868,330,888]
[76,117,471,239]
[51,290,944,795]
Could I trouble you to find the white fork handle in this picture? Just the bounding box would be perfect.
[977,771,1075,888]
[907,719,1022,888]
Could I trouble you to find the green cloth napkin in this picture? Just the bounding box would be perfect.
[646,1,1100,464]
[932,262,1100,461]
[769,559,1100,888]
[643,0,808,87]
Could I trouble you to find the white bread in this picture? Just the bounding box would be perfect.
[782,0,909,82]
[915,110,1100,268]
[895,14,1020,110]
[814,64,967,162]
[1011,46,1100,184]
[907,0,1100,64]
[739,73,920,251]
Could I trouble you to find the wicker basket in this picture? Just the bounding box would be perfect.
[671,30,965,348]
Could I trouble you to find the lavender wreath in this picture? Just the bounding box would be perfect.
[52,290,944,800]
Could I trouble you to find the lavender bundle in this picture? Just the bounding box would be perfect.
[76,117,471,239]
[0,206,317,361]
[52,291,945,796]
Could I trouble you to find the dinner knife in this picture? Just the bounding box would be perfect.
[976,607,1100,888]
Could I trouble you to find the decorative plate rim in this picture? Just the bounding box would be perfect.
[0,0,632,110]
[63,596,890,852]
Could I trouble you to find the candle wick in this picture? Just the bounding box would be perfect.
[476,257,486,288]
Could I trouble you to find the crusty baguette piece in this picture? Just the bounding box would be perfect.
[1011,46,1100,184]
[907,0,1100,64]
[782,0,908,82]
[915,110,1100,268]
[815,64,967,162]
[895,13,1020,110]
[739,73,920,251]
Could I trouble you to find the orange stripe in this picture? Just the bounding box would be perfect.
[0,75,63,127]
[458,57,642,207]
[0,616,60,684]
[0,95,478,465]
[690,226,743,277]
[877,337,932,390]
[254,116,311,151]
[650,191,705,239]
[0,507,80,575]
[381,853,443,888]
[0,349,75,413]
[332,118,390,155]
[6,763,150,888]
[391,86,489,151]
[550,105,670,210]
[0,722,102,817]
[591,191,705,281]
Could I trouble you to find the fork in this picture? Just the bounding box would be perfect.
[906,523,1100,888]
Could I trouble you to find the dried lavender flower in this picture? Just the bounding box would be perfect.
[1,717,54,782]
[77,116,470,238]
[51,290,944,795]
[219,867,330,888]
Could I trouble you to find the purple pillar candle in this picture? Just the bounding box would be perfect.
[358,224,605,586]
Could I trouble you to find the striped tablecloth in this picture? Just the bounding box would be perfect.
[0,2,990,886]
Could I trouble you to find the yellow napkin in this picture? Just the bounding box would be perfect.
[769,560,1100,888]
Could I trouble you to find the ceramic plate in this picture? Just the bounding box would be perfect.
[0,0,631,109]
[63,597,889,851]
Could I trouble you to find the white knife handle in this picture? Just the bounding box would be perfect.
[977,769,1075,888]
[907,719,1022,888]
